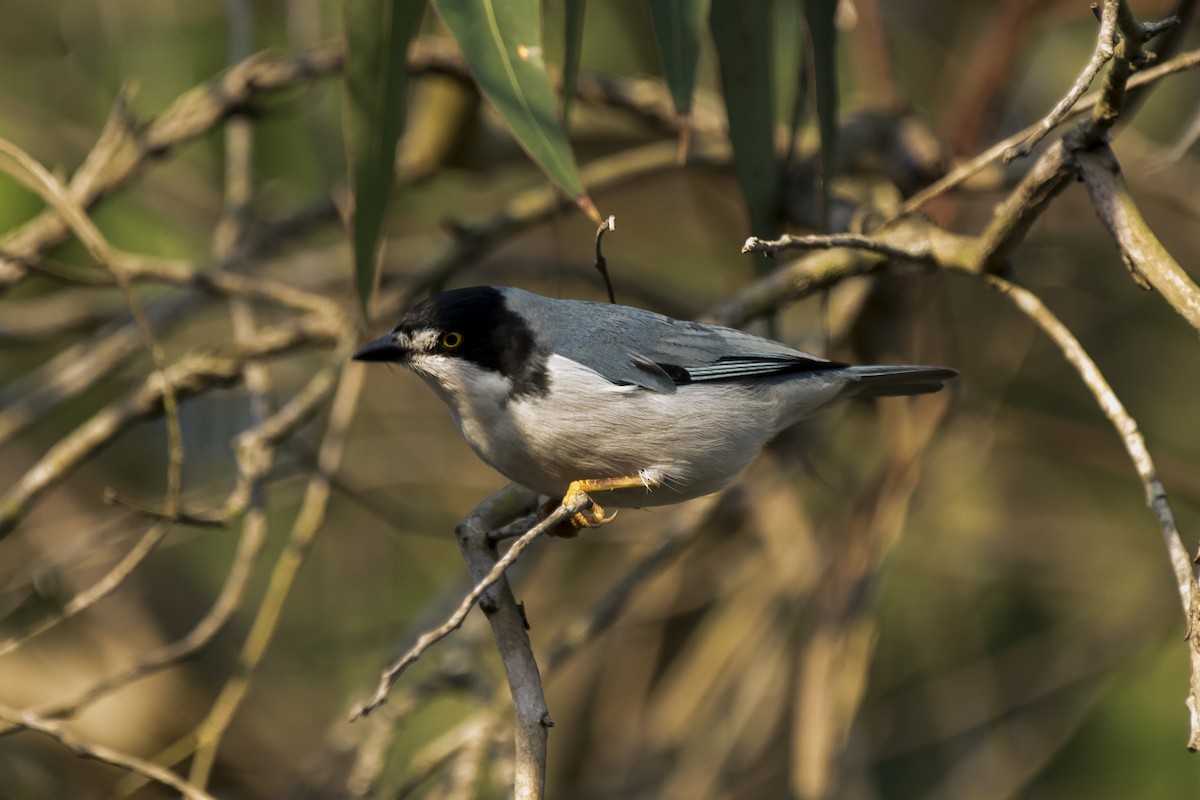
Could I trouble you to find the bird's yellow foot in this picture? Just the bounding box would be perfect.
[537,497,597,538]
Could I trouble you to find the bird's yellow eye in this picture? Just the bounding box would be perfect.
[440,331,463,349]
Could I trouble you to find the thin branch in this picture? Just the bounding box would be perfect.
[351,485,571,721]
[1072,3,1181,149]
[1002,0,1120,162]
[450,484,556,800]
[978,272,1200,750]
[0,137,187,535]
[187,359,364,789]
[0,42,344,293]
[741,232,935,262]
[0,704,217,800]
[715,220,977,326]
[974,141,1076,273]
[899,46,1200,216]
[0,323,339,539]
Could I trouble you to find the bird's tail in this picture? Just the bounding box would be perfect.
[842,365,958,398]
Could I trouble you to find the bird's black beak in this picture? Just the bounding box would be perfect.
[353,335,408,363]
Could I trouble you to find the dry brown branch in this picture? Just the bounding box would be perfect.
[899,47,1200,216]
[187,360,364,789]
[0,322,341,538]
[0,523,169,661]
[0,42,344,293]
[1003,0,1120,161]
[979,272,1200,751]
[351,484,570,799]
[716,219,976,326]
[0,704,216,800]
[975,141,1076,273]
[1076,145,1200,331]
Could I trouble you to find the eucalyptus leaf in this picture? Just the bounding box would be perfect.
[434,0,599,222]
[711,0,780,252]
[562,0,586,123]
[343,0,425,316]
[803,0,838,230]
[648,0,710,157]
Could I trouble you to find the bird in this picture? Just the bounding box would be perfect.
[354,286,956,528]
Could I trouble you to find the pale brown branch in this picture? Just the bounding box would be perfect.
[899,47,1200,216]
[0,704,217,800]
[0,42,344,293]
[352,484,563,722]
[716,220,977,326]
[1076,145,1200,331]
[187,360,364,789]
[0,322,341,539]
[1003,0,1120,162]
[975,141,1076,273]
[979,272,1200,751]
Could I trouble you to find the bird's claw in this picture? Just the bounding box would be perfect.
[563,484,618,531]
[571,502,617,530]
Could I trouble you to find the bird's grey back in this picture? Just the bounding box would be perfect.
[499,287,834,392]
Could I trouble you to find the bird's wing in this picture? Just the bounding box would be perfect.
[522,295,842,392]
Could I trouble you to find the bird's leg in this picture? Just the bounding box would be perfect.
[563,471,662,530]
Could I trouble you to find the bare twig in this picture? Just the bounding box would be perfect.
[715,220,976,326]
[352,485,574,722]
[899,47,1200,215]
[0,704,217,800]
[741,232,935,262]
[1002,0,1120,162]
[0,42,344,293]
[187,359,364,788]
[979,272,1200,750]
[594,215,618,303]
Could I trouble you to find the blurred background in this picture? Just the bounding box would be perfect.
[1,1,1199,798]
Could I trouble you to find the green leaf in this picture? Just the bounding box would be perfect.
[433,0,599,222]
[343,0,425,317]
[648,0,710,118]
[803,0,838,230]
[562,0,586,123]
[710,0,781,251]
